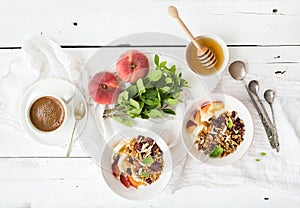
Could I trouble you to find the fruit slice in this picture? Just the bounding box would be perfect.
[127,175,143,189]
[111,157,120,178]
[211,101,224,112]
[120,173,130,188]
[192,110,201,125]
[200,103,211,113]
[186,120,197,134]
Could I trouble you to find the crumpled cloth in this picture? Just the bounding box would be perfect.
[167,72,300,196]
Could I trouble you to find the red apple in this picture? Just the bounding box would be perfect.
[88,71,121,104]
[116,50,149,83]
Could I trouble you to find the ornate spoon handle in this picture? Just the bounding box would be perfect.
[244,84,278,150]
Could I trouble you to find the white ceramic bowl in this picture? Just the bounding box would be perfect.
[185,34,229,78]
[181,93,254,166]
[100,128,173,200]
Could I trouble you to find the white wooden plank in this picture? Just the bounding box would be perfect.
[0,0,300,46]
[0,158,299,207]
[1,46,300,79]
[0,46,300,157]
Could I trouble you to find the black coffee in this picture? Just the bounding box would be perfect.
[29,96,65,132]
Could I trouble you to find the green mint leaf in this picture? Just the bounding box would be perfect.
[209,146,224,158]
[137,78,146,94]
[126,85,138,98]
[129,98,140,109]
[117,91,129,104]
[148,70,163,82]
[165,77,173,84]
[140,171,150,177]
[141,89,160,106]
[142,157,154,165]
[159,61,167,68]
[170,65,176,73]
[260,152,267,156]
[173,92,180,99]
[166,98,178,106]
[227,120,233,129]
[255,158,260,162]
[162,108,176,115]
[140,113,149,119]
[147,109,163,119]
[160,86,171,93]
[154,54,159,66]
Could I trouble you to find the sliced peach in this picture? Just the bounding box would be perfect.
[212,101,224,112]
[120,173,130,188]
[127,175,143,189]
[200,103,211,113]
[192,110,201,125]
[111,157,120,178]
[186,120,197,134]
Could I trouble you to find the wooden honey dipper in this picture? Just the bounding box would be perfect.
[168,6,217,69]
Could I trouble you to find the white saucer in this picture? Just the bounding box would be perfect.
[20,79,88,146]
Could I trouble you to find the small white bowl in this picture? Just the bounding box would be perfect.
[181,93,254,166]
[100,128,173,200]
[185,34,229,78]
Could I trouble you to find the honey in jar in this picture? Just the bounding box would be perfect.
[186,35,228,77]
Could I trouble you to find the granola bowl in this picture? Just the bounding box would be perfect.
[101,128,172,200]
[181,93,253,166]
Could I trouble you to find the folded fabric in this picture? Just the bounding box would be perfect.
[167,72,300,196]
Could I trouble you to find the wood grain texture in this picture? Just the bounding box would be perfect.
[0,1,300,206]
[0,158,299,207]
[0,46,299,157]
[0,0,300,46]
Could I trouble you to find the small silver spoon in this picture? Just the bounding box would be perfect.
[248,81,277,127]
[264,89,279,152]
[248,81,279,152]
[66,102,86,157]
[264,89,276,123]
[229,61,278,151]
[248,80,271,117]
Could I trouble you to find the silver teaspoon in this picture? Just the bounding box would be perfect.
[248,80,272,122]
[229,61,278,151]
[264,89,280,152]
[66,102,86,157]
[248,80,279,152]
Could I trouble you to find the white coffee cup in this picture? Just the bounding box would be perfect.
[26,93,72,135]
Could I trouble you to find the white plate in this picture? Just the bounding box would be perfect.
[20,79,88,146]
[81,49,208,164]
[181,93,254,166]
[101,128,172,200]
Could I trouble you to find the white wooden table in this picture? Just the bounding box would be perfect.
[1,0,300,207]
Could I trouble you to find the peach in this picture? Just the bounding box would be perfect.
[186,120,197,134]
[192,110,201,125]
[88,72,122,104]
[116,50,149,83]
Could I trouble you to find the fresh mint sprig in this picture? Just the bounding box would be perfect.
[103,54,189,126]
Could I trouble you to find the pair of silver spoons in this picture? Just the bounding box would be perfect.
[229,61,279,152]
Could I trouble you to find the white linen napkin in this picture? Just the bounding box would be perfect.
[0,37,74,137]
[0,36,102,154]
[167,72,300,196]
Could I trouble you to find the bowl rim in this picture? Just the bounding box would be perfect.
[100,127,173,200]
[185,34,229,78]
[181,93,254,166]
